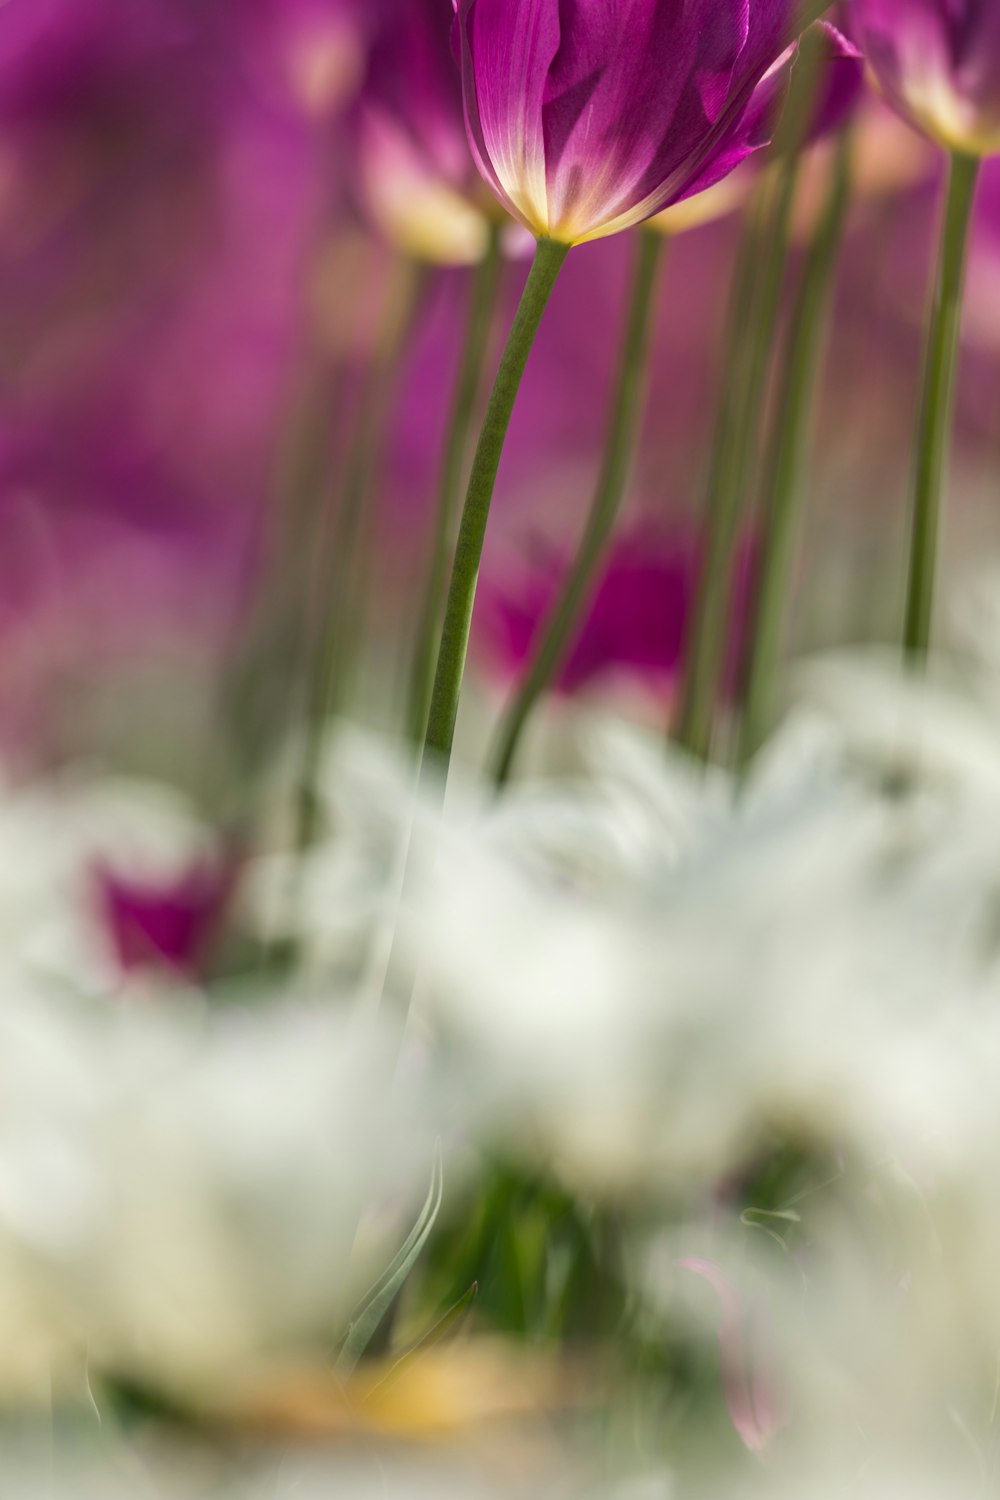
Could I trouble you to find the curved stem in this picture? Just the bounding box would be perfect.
[423,237,569,768]
[738,132,852,767]
[490,230,665,787]
[407,228,503,744]
[673,154,800,762]
[904,150,979,664]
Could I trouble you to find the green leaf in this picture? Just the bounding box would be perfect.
[336,1143,444,1378]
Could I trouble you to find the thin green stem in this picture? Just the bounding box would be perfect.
[738,132,853,767]
[423,237,570,768]
[218,360,343,807]
[673,155,801,761]
[295,258,425,854]
[904,151,980,663]
[407,228,503,745]
[490,230,665,787]
[673,30,831,764]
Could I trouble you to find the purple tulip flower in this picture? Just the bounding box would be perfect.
[478,528,755,700]
[354,0,500,264]
[803,20,868,144]
[95,854,238,979]
[451,0,823,245]
[853,0,1000,156]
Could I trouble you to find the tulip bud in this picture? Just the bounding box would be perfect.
[452,0,827,246]
[853,0,1000,156]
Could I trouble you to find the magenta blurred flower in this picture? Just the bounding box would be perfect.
[451,0,817,245]
[478,528,754,698]
[803,21,868,143]
[853,0,1000,155]
[236,0,373,120]
[95,855,237,979]
[0,0,208,122]
[354,0,499,264]
[0,499,252,766]
[0,0,340,764]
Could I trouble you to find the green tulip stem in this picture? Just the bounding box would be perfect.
[407,226,503,744]
[903,149,980,663]
[674,154,801,762]
[490,230,665,787]
[738,131,853,766]
[423,236,569,769]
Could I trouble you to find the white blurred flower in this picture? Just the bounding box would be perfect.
[638,1182,1000,1493]
[0,990,436,1402]
[407,695,1000,1197]
[791,648,1000,802]
[243,725,428,984]
[226,649,1000,1219]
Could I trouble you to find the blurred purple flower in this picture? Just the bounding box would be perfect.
[0,502,251,765]
[852,0,1000,155]
[353,0,500,264]
[803,21,868,144]
[0,0,353,764]
[477,528,754,699]
[451,0,817,245]
[0,0,334,482]
[95,854,237,979]
[0,0,211,122]
[235,0,374,121]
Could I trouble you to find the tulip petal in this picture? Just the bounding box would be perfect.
[673,49,793,208]
[456,0,814,243]
[456,0,561,233]
[805,22,866,145]
[856,0,1000,156]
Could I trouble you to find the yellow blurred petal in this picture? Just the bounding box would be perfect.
[213,1341,583,1442]
[648,172,751,238]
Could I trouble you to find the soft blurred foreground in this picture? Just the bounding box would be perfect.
[5,1,1000,1496]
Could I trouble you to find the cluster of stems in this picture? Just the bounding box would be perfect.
[275,83,982,1050]
[490,231,665,786]
[291,151,979,802]
[737,131,853,767]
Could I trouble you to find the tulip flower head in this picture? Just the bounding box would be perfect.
[96,857,236,979]
[853,0,1000,156]
[452,0,821,245]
